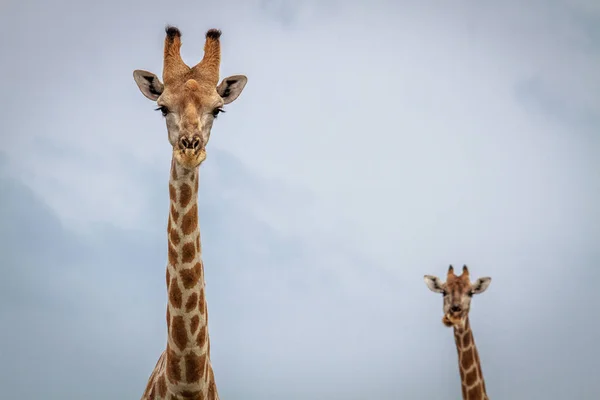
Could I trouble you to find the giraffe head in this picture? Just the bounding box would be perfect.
[133,26,247,169]
[424,265,491,329]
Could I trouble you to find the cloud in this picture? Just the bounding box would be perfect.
[0,150,412,399]
[0,0,599,399]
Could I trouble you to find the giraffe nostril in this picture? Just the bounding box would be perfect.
[178,135,202,150]
[451,305,462,313]
[191,135,201,150]
[179,137,189,150]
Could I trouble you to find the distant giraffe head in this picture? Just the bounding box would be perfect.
[424,265,491,328]
[133,26,248,169]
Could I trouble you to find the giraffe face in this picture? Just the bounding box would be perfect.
[424,265,491,328]
[155,80,224,169]
[133,27,247,169]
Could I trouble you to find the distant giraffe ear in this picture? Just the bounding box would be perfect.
[217,75,247,104]
[133,69,164,101]
[471,277,491,295]
[424,275,445,293]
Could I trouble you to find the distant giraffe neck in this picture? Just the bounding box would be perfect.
[162,157,218,398]
[453,317,488,400]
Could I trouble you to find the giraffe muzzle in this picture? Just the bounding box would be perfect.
[173,134,207,169]
[178,135,202,151]
[444,311,465,327]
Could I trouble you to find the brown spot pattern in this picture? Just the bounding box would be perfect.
[467,385,483,400]
[171,316,188,351]
[465,368,478,386]
[461,347,474,370]
[150,154,217,399]
[476,351,485,387]
[169,184,177,202]
[169,277,182,309]
[190,315,200,335]
[186,292,198,312]
[185,352,206,383]
[168,244,178,266]
[170,229,181,245]
[461,384,467,399]
[182,242,196,263]
[181,390,202,398]
[459,364,465,381]
[180,262,202,289]
[171,204,180,222]
[196,326,207,348]
[157,375,167,397]
[462,332,472,347]
[180,183,192,208]
[166,347,181,384]
[198,290,206,315]
[181,204,198,235]
[480,369,487,393]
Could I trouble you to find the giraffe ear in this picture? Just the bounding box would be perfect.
[133,69,164,101]
[424,275,445,293]
[471,277,491,295]
[217,75,247,104]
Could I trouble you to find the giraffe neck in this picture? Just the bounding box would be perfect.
[163,157,214,396]
[453,317,488,400]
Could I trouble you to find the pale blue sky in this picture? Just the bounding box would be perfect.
[0,0,599,399]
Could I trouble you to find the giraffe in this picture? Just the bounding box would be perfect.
[423,265,492,400]
[132,26,247,400]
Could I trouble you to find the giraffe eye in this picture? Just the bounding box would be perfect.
[155,105,169,117]
[212,107,225,118]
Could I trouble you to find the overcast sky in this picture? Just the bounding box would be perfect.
[1,0,599,399]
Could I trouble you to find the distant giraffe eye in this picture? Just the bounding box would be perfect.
[155,105,169,117]
[212,107,225,118]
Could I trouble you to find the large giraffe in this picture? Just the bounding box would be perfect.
[424,265,492,400]
[132,26,247,400]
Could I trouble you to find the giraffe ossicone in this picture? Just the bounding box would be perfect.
[132,25,247,400]
[424,265,492,400]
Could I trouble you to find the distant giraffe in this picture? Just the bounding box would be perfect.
[424,265,492,400]
[132,26,248,400]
